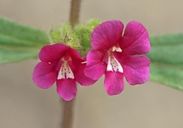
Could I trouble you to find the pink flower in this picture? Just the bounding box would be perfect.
[85,20,151,95]
[33,43,95,101]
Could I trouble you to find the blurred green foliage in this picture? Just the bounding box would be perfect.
[149,34,183,90]
[50,23,81,50]
[0,18,49,63]
[50,19,100,55]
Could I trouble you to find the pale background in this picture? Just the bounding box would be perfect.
[0,0,183,128]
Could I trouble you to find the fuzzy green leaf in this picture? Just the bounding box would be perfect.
[0,17,49,63]
[151,34,183,46]
[0,48,37,63]
[151,63,183,90]
[150,34,183,90]
[149,43,183,65]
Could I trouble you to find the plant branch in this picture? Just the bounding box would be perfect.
[69,0,81,27]
[61,0,82,128]
[61,100,75,128]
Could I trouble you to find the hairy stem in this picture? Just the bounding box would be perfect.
[61,100,75,128]
[61,0,81,128]
[69,0,81,27]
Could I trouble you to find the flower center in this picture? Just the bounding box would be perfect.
[57,60,74,80]
[107,46,123,73]
[112,46,123,52]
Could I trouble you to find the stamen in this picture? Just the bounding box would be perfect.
[81,61,87,64]
[112,46,122,52]
[57,61,74,79]
[107,55,123,73]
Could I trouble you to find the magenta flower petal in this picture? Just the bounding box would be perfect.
[86,50,104,66]
[32,62,56,89]
[104,72,124,95]
[121,21,150,55]
[75,63,96,86]
[91,20,124,50]
[68,47,83,62]
[85,63,106,81]
[123,56,150,85]
[56,79,77,101]
[39,43,69,62]
[85,50,106,80]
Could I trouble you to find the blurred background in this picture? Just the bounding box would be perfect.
[0,0,183,128]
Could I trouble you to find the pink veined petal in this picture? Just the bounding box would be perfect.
[32,62,56,89]
[104,71,124,95]
[86,50,104,66]
[123,56,150,85]
[39,43,69,62]
[75,63,96,86]
[91,20,124,50]
[120,21,151,55]
[65,47,83,74]
[84,63,106,81]
[84,49,106,81]
[68,50,97,86]
[56,79,77,101]
[68,47,83,62]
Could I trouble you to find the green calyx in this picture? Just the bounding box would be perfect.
[49,19,101,55]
